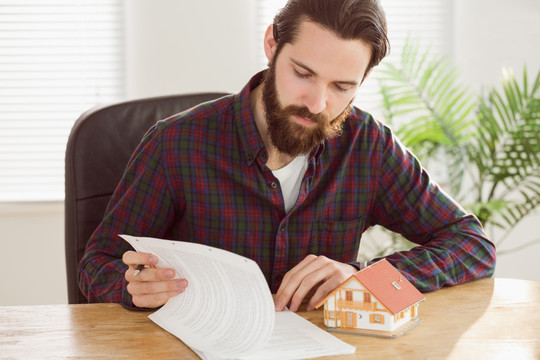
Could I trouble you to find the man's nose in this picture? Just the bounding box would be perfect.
[303,84,327,115]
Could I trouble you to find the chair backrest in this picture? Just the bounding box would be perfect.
[65,92,229,304]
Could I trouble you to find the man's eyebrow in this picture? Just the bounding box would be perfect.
[290,58,359,86]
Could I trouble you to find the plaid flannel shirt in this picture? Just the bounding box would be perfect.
[79,72,496,307]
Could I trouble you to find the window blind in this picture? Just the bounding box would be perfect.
[0,0,124,201]
[257,0,453,119]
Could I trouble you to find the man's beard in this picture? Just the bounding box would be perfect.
[261,62,352,157]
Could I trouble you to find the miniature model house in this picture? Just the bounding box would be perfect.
[315,259,425,338]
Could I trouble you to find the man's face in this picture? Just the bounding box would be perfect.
[261,21,372,157]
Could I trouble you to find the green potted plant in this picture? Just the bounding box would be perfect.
[362,39,540,258]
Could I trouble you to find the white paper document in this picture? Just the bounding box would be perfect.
[121,235,355,360]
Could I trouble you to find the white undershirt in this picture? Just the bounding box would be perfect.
[271,155,309,213]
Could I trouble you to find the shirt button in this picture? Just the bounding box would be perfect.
[270,182,278,189]
[247,154,253,161]
[280,226,285,232]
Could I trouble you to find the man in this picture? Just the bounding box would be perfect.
[79,0,495,311]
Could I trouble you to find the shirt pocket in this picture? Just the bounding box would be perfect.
[310,218,363,262]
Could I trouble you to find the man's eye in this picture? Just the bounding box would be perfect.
[294,69,310,79]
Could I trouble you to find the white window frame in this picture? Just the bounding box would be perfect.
[0,0,125,202]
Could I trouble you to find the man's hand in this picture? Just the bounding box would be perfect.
[275,255,357,312]
[122,251,188,308]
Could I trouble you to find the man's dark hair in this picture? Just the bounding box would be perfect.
[272,0,389,73]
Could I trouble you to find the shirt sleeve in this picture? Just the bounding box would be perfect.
[78,123,177,308]
[368,126,496,291]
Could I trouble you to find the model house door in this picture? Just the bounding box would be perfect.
[342,311,357,328]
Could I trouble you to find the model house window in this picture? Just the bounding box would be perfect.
[0,1,124,201]
[370,314,385,324]
[364,292,371,303]
[345,290,353,301]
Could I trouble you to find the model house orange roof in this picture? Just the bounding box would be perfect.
[316,259,425,314]
[354,259,424,314]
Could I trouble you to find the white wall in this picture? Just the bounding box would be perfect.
[454,0,540,90]
[1,0,539,306]
[0,202,66,305]
[124,0,260,99]
[453,0,540,279]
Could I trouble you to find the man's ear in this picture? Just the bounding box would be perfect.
[263,24,278,63]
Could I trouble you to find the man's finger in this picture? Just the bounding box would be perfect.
[276,256,357,312]
[125,266,176,282]
[306,275,346,310]
[275,255,327,311]
[131,287,186,308]
[287,260,338,311]
[127,278,187,296]
[122,251,158,267]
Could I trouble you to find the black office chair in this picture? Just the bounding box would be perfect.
[65,92,229,304]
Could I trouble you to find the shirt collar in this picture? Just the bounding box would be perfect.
[233,71,266,166]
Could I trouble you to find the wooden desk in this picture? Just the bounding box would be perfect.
[1,278,539,359]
